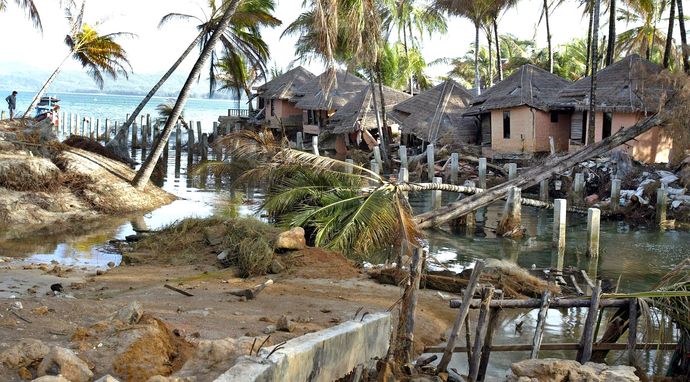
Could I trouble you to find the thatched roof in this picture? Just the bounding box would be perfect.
[326,85,411,134]
[553,54,671,113]
[290,70,369,111]
[389,79,475,143]
[464,64,570,115]
[255,66,315,100]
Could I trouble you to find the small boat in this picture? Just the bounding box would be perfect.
[35,96,61,126]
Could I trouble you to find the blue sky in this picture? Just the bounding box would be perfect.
[0,0,675,81]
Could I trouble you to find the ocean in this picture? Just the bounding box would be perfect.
[1,90,246,131]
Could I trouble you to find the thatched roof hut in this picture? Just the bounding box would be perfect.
[553,54,671,113]
[464,64,570,116]
[290,70,369,111]
[254,66,316,100]
[326,85,411,134]
[389,79,475,144]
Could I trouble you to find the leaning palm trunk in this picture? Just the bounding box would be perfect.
[677,0,689,73]
[605,0,616,66]
[543,0,553,73]
[587,0,601,146]
[113,29,206,143]
[474,22,481,95]
[23,52,72,118]
[663,0,676,68]
[132,0,241,190]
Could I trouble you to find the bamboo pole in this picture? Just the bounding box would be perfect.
[530,290,551,359]
[437,261,485,372]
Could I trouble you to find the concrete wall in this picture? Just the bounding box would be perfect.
[214,312,391,382]
[490,107,535,153]
[581,111,672,163]
[534,110,570,152]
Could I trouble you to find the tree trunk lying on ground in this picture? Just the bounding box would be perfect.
[414,114,664,229]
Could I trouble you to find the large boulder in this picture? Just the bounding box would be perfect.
[31,376,72,382]
[37,346,93,382]
[275,227,306,251]
[0,339,50,369]
[505,358,639,382]
[172,337,254,380]
[113,301,143,325]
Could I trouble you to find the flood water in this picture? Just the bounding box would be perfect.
[1,148,687,379]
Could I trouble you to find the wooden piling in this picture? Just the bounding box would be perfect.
[76,114,80,135]
[450,153,459,185]
[370,159,380,176]
[345,159,354,174]
[539,179,549,202]
[175,124,182,154]
[437,261,485,372]
[496,187,522,237]
[433,177,442,210]
[1,111,5,120]
[399,167,409,198]
[530,291,551,359]
[312,136,319,156]
[587,208,601,257]
[399,145,408,169]
[626,299,638,366]
[477,305,501,381]
[95,119,101,141]
[68,113,73,135]
[196,121,202,150]
[296,132,304,150]
[213,122,221,159]
[468,287,495,382]
[201,133,209,161]
[104,119,110,142]
[573,173,585,203]
[549,136,556,155]
[508,163,517,180]
[478,158,487,189]
[132,121,138,148]
[61,112,66,134]
[577,280,602,364]
[656,187,667,226]
[553,199,567,250]
[373,145,383,171]
[611,178,621,211]
[88,118,93,140]
[188,127,195,162]
[147,114,152,143]
[426,144,435,181]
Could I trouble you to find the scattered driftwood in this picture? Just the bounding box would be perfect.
[10,309,32,323]
[229,279,274,300]
[164,284,194,297]
[414,114,664,228]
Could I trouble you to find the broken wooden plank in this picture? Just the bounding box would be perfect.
[468,287,495,382]
[530,290,551,359]
[164,284,194,297]
[577,280,602,363]
[228,279,274,300]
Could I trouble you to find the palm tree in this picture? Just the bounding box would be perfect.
[587,0,601,145]
[663,0,675,68]
[132,0,242,190]
[486,0,518,82]
[617,0,668,61]
[0,0,42,31]
[23,2,132,117]
[676,0,689,72]
[434,0,494,95]
[216,53,262,111]
[115,0,280,139]
[605,0,616,65]
[538,0,554,72]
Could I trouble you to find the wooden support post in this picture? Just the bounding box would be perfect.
[175,125,182,154]
[296,132,304,150]
[201,133,209,161]
[468,287,495,382]
[399,167,409,198]
[656,187,667,226]
[87,117,93,139]
[1,111,5,120]
[95,119,101,141]
[345,159,354,174]
[437,261,485,373]
[146,114,151,142]
[76,114,81,135]
[399,247,424,363]
[477,306,501,382]
[61,112,66,134]
[426,144,435,181]
[549,136,556,155]
[132,120,138,149]
[626,299,638,366]
[433,177,442,210]
[373,145,383,171]
[450,153,459,185]
[478,158,487,189]
[540,179,549,202]
[399,145,408,169]
[611,178,621,211]
[142,118,149,149]
[196,121,202,152]
[312,136,319,156]
[213,122,221,159]
[188,127,195,162]
[553,199,567,250]
[104,119,110,142]
[577,280,602,364]
[573,172,585,204]
[370,159,380,175]
[587,208,601,257]
[68,113,73,135]
[508,163,517,181]
[530,290,551,359]
[496,187,522,237]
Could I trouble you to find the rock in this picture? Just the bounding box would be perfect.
[275,227,306,251]
[173,337,254,379]
[263,325,276,334]
[37,346,93,382]
[107,261,115,268]
[506,358,639,382]
[0,339,50,369]
[217,250,232,268]
[94,375,121,382]
[18,366,33,380]
[277,315,296,332]
[32,306,50,315]
[585,194,599,205]
[31,377,72,382]
[145,376,196,382]
[269,259,285,274]
[12,301,23,310]
[114,301,143,325]
[112,317,179,382]
[203,226,226,246]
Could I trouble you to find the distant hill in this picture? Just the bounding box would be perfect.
[0,62,236,99]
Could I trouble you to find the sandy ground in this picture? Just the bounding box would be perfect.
[0,257,458,381]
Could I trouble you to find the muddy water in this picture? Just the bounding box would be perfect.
[2,158,687,377]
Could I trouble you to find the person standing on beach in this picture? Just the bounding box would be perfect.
[5,91,17,120]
